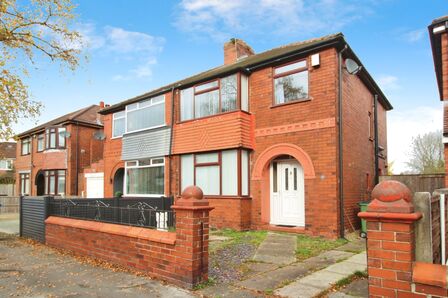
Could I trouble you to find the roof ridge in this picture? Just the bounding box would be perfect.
[68,104,98,121]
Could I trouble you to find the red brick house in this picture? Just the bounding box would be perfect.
[15,104,104,197]
[429,16,448,186]
[99,33,391,238]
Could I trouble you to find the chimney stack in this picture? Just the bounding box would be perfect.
[223,38,254,65]
[99,101,105,108]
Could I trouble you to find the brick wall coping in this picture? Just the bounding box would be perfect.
[171,205,215,211]
[45,216,176,245]
[413,262,448,288]
[358,211,422,223]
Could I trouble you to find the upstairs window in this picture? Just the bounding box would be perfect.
[112,111,125,138]
[0,160,13,170]
[274,60,309,105]
[126,95,165,133]
[37,134,44,152]
[21,138,31,155]
[180,73,247,121]
[45,127,66,149]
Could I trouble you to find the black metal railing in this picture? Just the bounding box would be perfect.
[47,196,175,231]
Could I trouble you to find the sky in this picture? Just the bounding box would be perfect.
[14,0,447,173]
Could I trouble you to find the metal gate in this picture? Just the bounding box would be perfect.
[20,197,50,243]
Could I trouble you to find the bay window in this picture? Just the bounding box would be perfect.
[125,157,164,196]
[112,111,125,138]
[45,170,65,195]
[21,138,31,155]
[45,127,66,149]
[19,172,30,195]
[181,149,250,196]
[180,73,248,121]
[274,59,309,104]
[126,95,165,133]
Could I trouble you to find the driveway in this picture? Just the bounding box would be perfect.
[0,233,195,297]
[0,213,19,234]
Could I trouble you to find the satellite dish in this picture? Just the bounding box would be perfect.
[345,58,362,75]
[59,131,71,138]
[93,131,106,140]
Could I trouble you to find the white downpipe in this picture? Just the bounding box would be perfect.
[441,194,446,265]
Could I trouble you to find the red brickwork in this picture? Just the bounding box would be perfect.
[45,186,212,288]
[360,180,448,297]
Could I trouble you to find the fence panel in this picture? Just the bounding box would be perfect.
[0,184,15,196]
[380,174,445,194]
[0,196,19,214]
[20,197,49,243]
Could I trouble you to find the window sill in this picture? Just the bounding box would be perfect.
[203,195,252,200]
[44,148,66,153]
[111,136,123,140]
[369,138,374,142]
[270,98,311,109]
[177,109,251,124]
[123,194,165,198]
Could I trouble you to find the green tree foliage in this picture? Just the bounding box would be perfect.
[0,0,82,139]
[406,130,445,174]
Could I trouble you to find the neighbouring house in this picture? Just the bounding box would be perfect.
[15,103,105,197]
[0,142,17,196]
[429,16,448,187]
[99,33,391,238]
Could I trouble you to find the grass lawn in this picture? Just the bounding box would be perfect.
[296,235,348,261]
[210,228,267,254]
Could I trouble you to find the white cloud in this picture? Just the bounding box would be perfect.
[388,106,442,174]
[377,75,400,91]
[402,28,425,43]
[174,0,379,41]
[75,23,165,81]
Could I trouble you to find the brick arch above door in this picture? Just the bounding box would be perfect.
[252,143,316,180]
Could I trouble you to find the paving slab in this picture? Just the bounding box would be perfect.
[328,279,368,298]
[344,252,367,265]
[336,239,366,253]
[307,250,354,263]
[199,284,263,298]
[0,213,19,234]
[298,270,346,289]
[323,261,366,276]
[275,282,323,298]
[253,233,296,265]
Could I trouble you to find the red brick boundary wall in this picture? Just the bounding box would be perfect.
[359,180,448,297]
[45,186,213,288]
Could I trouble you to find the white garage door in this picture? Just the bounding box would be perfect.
[85,173,104,198]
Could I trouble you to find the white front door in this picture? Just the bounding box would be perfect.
[270,160,305,226]
[85,173,104,198]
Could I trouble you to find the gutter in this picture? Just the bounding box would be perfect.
[338,45,348,239]
[428,20,448,101]
[168,86,176,196]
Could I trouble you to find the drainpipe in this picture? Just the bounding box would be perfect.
[75,121,79,196]
[373,94,379,185]
[338,45,348,239]
[168,86,176,196]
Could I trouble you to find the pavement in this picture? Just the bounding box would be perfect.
[328,279,368,298]
[200,233,368,298]
[0,233,195,297]
[0,213,19,234]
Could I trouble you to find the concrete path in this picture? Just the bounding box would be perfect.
[275,252,367,298]
[253,232,297,265]
[328,279,368,298]
[0,233,195,297]
[0,213,19,234]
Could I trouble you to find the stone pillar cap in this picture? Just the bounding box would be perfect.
[367,180,414,213]
[172,186,213,209]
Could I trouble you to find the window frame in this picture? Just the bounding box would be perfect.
[179,73,243,122]
[272,58,310,107]
[21,138,31,156]
[37,133,45,152]
[0,159,13,170]
[124,95,166,135]
[124,157,165,197]
[181,149,250,197]
[44,169,66,195]
[45,126,67,150]
[112,111,126,139]
[19,172,30,195]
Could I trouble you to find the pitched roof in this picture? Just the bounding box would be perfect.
[100,32,392,114]
[16,105,103,138]
[0,142,16,159]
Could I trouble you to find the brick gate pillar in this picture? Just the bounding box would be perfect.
[358,180,422,297]
[172,186,214,287]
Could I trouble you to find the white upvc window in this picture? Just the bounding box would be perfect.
[0,159,13,170]
[124,157,165,197]
[112,111,126,138]
[125,95,165,134]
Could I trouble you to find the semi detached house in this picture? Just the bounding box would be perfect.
[100,33,392,238]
